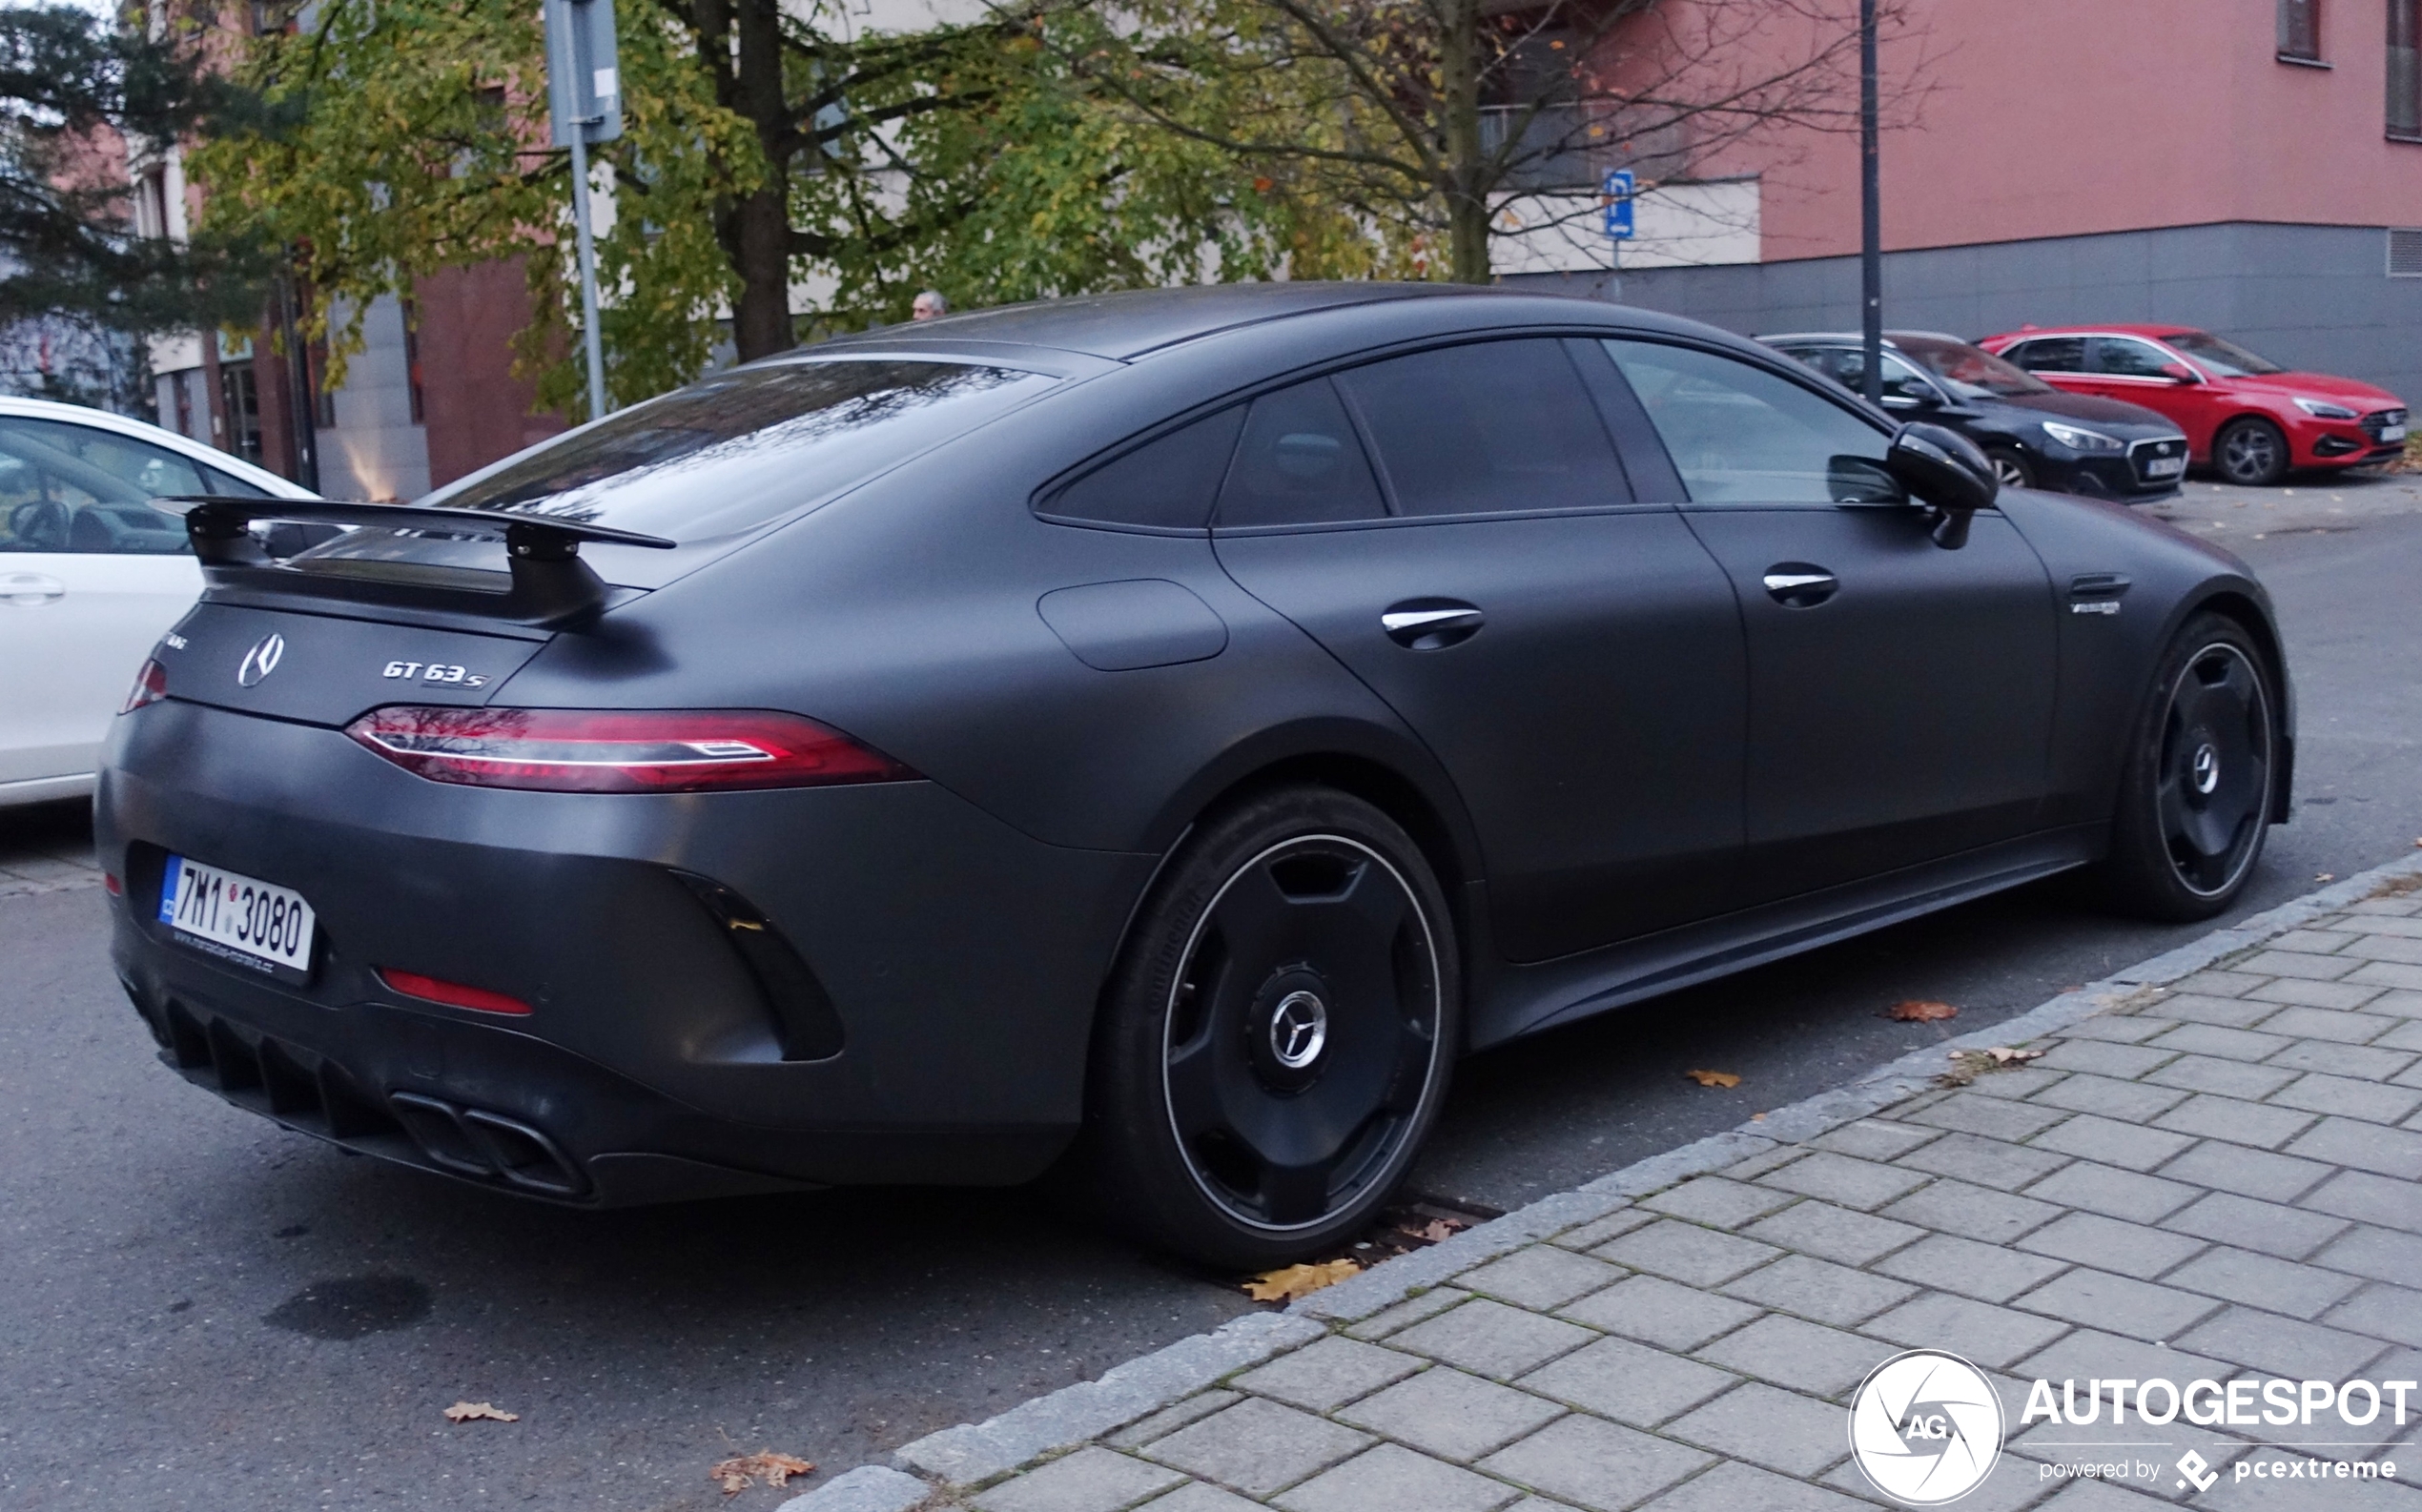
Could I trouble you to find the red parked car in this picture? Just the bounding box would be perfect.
[1977,323,2406,486]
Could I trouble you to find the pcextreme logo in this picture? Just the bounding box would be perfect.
[1849,1350,2005,1505]
[1847,1351,2416,1505]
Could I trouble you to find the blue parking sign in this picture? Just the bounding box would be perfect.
[1602,169,1635,240]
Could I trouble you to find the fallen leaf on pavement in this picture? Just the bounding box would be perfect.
[1406,1218,1461,1243]
[1937,1046,2046,1088]
[2316,873,2336,883]
[1243,1257,1361,1301]
[710,1452,815,1496]
[1683,1069,1741,1088]
[1888,999,1959,1023]
[442,1401,518,1424]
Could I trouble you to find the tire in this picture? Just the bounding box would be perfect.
[1078,787,1460,1269]
[1985,447,2035,491]
[2214,417,2290,486]
[2094,613,2279,921]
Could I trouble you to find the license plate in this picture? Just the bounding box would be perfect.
[2145,455,2186,478]
[2383,424,2407,443]
[158,855,318,977]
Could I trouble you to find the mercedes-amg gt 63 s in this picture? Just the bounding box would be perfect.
[101,284,2291,1267]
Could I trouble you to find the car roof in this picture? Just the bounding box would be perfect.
[1757,331,1974,348]
[1983,323,2200,341]
[806,282,1527,362]
[0,394,315,498]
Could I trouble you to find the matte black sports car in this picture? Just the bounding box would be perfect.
[1761,331,2191,501]
[100,284,2291,1267]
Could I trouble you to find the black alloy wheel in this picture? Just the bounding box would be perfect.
[1986,447,2035,490]
[2215,417,2290,486]
[1079,787,1458,1268]
[2096,613,2276,920]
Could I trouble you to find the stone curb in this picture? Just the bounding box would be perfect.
[778,846,2422,1511]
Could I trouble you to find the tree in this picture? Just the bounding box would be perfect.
[190,0,1301,418]
[0,5,260,338]
[1053,0,1899,284]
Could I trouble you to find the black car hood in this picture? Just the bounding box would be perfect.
[1990,391,2181,434]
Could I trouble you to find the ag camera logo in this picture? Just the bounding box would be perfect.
[1849,1350,2005,1505]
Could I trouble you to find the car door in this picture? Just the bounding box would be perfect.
[2000,336,2092,398]
[1212,337,1748,962]
[2086,336,2222,450]
[0,416,212,789]
[1598,337,2060,904]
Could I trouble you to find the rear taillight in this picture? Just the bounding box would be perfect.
[121,659,167,713]
[377,968,532,1016]
[343,706,916,794]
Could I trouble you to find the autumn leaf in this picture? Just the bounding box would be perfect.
[1243,1257,1360,1301]
[1406,1218,1461,1243]
[1683,1069,1741,1089]
[442,1401,518,1423]
[1937,1045,2046,1087]
[710,1452,815,1496]
[1888,1000,1959,1023]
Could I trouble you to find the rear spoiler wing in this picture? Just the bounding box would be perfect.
[152,497,675,628]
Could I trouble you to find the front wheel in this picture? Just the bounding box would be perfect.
[2214,417,2290,486]
[1079,787,1459,1269]
[1986,447,2035,491]
[2094,613,2278,920]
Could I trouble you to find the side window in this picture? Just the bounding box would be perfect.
[0,417,197,554]
[2089,337,2177,378]
[1826,348,1937,406]
[2004,337,2085,374]
[1214,378,1386,528]
[1333,339,1630,516]
[1046,408,1245,530]
[199,463,273,500]
[1601,339,1898,505]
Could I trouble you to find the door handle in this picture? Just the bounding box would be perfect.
[1382,601,1485,650]
[1,572,65,606]
[1761,565,1838,608]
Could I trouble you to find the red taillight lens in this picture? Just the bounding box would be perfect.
[121,659,167,714]
[343,706,917,794]
[378,968,532,1016]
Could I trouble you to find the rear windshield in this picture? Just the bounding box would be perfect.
[318,358,1055,559]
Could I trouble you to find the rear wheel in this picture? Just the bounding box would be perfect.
[1985,447,2035,490]
[2214,417,2289,486]
[1080,787,1458,1269]
[2094,613,2277,920]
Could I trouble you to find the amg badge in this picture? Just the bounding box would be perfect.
[382,661,490,687]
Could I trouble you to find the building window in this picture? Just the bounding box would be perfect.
[219,360,262,463]
[2279,0,2321,59]
[133,167,170,239]
[2394,0,2422,137]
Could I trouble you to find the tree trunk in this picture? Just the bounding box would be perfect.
[1438,0,1490,283]
[696,0,795,359]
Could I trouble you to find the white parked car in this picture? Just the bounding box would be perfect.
[0,396,313,807]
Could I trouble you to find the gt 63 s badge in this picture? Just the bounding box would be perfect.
[382,661,489,688]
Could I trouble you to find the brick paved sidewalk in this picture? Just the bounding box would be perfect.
[796,866,2422,1512]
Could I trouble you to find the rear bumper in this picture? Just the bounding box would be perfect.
[99,699,1157,1202]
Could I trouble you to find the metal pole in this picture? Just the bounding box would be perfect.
[1858,0,1882,405]
[276,260,318,494]
[568,132,608,422]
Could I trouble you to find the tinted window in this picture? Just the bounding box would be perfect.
[2090,337,2180,378]
[394,358,1052,546]
[200,463,273,499]
[1602,339,1897,504]
[0,416,201,554]
[1215,378,1386,527]
[1890,335,2052,398]
[1821,348,1938,406]
[1335,339,1629,516]
[1047,408,1245,529]
[2004,337,2085,374]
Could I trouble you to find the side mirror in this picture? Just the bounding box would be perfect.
[2160,361,2201,384]
[1885,422,1998,549]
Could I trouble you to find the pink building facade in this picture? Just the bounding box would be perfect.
[1516,0,2422,401]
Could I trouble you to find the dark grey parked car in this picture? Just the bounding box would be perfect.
[101,284,2291,1267]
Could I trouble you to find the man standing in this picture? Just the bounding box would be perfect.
[911,290,949,321]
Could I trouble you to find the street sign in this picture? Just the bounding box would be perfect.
[544,0,622,147]
[1602,168,1635,241]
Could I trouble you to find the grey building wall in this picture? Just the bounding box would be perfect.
[318,296,431,502]
[1509,222,2422,404]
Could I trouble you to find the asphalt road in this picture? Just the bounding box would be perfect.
[4,475,2419,1512]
